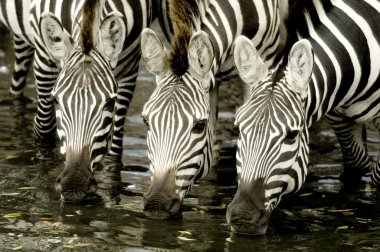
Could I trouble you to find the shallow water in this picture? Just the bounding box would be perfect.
[0,24,379,251]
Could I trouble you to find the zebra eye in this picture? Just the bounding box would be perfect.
[192,119,207,134]
[285,130,299,142]
[142,116,150,130]
[104,98,115,112]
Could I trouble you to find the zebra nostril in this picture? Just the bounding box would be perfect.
[168,197,181,215]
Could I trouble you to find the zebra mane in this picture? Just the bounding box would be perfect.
[280,0,310,63]
[80,0,99,54]
[272,57,287,86]
[168,0,200,76]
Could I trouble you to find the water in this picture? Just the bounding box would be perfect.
[0,25,380,251]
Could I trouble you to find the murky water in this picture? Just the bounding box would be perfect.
[0,24,379,251]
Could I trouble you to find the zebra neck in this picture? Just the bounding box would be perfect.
[197,0,289,72]
[296,0,380,127]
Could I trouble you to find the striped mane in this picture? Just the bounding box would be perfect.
[281,0,310,61]
[80,0,99,54]
[168,0,199,76]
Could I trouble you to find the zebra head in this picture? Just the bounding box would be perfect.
[226,36,314,235]
[39,7,126,202]
[140,28,215,218]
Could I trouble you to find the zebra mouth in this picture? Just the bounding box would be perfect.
[56,176,98,203]
[228,215,269,235]
[230,224,268,236]
[227,210,270,235]
[59,186,99,204]
[142,193,183,219]
[143,209,183,220]
[60,190,88,203]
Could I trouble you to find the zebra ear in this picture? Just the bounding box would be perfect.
[287,39,314,95]
[141,28,167,76]
[188,31,214,80]
[234,36,268,89]
[40,12,73,67]
[99,12,126,69]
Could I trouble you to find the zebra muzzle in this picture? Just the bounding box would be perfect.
[226,208,269,235]
[142,192,182,219]
[226,186,270,235]
[55,156,97,203]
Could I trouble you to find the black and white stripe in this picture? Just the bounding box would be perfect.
[1,0,155,202]
[0,1,35,95]
[227,0,380,235]
[140,0,290,218]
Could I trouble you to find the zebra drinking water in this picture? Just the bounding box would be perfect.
[0,0,154,202]
[140,0,290,218]
[227,0,380,235]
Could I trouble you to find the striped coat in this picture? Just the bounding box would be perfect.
[228,0,380,235]
[0,0,155,202]
[139,0,291,218]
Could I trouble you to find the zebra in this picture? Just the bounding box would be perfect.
[139,0,291,218]
[227,0,380,235]
[0,0,155,202]
[0,1,35,97]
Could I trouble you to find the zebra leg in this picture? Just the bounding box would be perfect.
[10,36,35,96]
[32,51,59,140]
[96,155,123,203]
[325,114,371,183]
[371,117,380,185]
[108,70,138,157]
